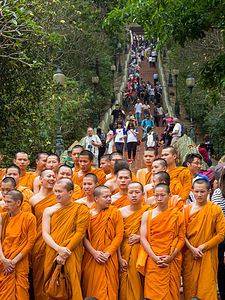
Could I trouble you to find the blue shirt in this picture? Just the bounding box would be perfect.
[141,119,155,134]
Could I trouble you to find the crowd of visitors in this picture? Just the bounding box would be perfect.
[0,33,224,300]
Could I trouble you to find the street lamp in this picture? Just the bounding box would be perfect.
[186,75,197,143]
[53,68,65,158]
[117,42,122,74]
[167,50,173,87]
[92,75,100,128]
[111,64,116,105]
[173,67,180,117]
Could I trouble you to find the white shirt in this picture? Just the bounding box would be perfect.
[127,129,138,143]
[135,103,142,113]
[82,135,101,157]
[115,128,126,143]
[172,123,182,137]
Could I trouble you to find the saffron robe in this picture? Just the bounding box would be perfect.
[0,212,36,299]
[140,208,185,299]
[82,206,124,300]
[44,202,89,300]
[183,202,225,300]
[119,205,149,300]
[0,168,6,184]
[111,193,130,209]
[136,168,152,186]
[167,167,192,202]
[17,185,33,213]
[147,195,184,211]
[31,194,56,300]
[72,184,82,201]
[73,167,106,197]
[19,172,35,190]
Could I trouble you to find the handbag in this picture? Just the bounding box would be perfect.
[45,264,72,300]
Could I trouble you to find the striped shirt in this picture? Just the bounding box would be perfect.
[212,188,225,216]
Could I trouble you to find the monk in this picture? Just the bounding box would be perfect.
[71,145,83,172]
[105,159,138,195]
[76,173,98,208]
[73,150,106,197]
[0,152,6,184]
[43,178,89,300]
[119,182,149,300]
[183,179,225,300]
[0,190,36,299]
[30,169,57,300]
[29,152,48,192]
[100,154,111,178]
[57,165,81,200]
[111,169,132,208]
[14,151,34,189]
[82,185,124,300]
[140,183,185,299]
[146,171,184,210]
[161,146,193,203]
[0,177,17,213]
[144,158,167,198]
[33,154,60,194]
[136,147,158,186]
[5,165,33,212]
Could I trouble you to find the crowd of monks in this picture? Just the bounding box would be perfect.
[0,146,224,300]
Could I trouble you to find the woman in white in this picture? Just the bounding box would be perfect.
[126,121,138,163]
[106,124,114,154]
[114,121,126,155]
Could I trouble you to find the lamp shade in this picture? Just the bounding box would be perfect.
[186,75,195,88]
[53,68,65,85]
[92,75,99,84]
[173,67,179,76]
[111,65,116,71]
[117,42,122,48]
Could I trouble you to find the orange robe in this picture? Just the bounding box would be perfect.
[18,185,33,213]
[0,168,6,184]
[148,195,184,211]
[19,172,36,190]
[111,193,130,209]
[183,202,225,300]
[82,206,124,300]
[139,208,185,299]
[0,211,36,299]
[73,167,106,197]
[119,205,149,300]
[72,184,82,201]
[44,202,89,300]
[137,168,152,186]
[167,167,192,202]
[31,194,56,300]
[147,188,154,198]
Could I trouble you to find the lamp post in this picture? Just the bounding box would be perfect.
[111,64,116,105]
[167,50,173,87]
[186,75,197,143]
[173,67,180,117]
[53,68,65,158]
[92,75,100,128]
[117,42,122,74]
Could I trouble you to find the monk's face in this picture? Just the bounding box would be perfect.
[95,189,111,209]
[83,177,96,196]
[110,154,122,170]
[193,183,209,204]
[100,158,111,174]
[127,183,143,205]
[71,148,82,164]
[40,170,56,189]
[4,195,21,214]
[57,166,72,180]
[36,154,48,171]
[46,156,60,173]
[6,168,20,186]
[161,149,176,166]
[1,182,15,198]
[187,158,201,177]
[54,182,73,204]
[154,187,170,208]
[79,155,92,172]
[14,153,30,171]
[144,151,156,167]
[152,161,166,175]
[116,170,132,189]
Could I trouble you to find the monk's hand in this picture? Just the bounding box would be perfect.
[57,246,71,259]
[93,251,108,264]
[119,258,128,273]
[191,246,203,260]
[160,255,172,264]
[128,234,140,245]
[2,258,15,275]
[54,255,66,265]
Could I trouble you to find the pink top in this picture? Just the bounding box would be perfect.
[106,130,114,143]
